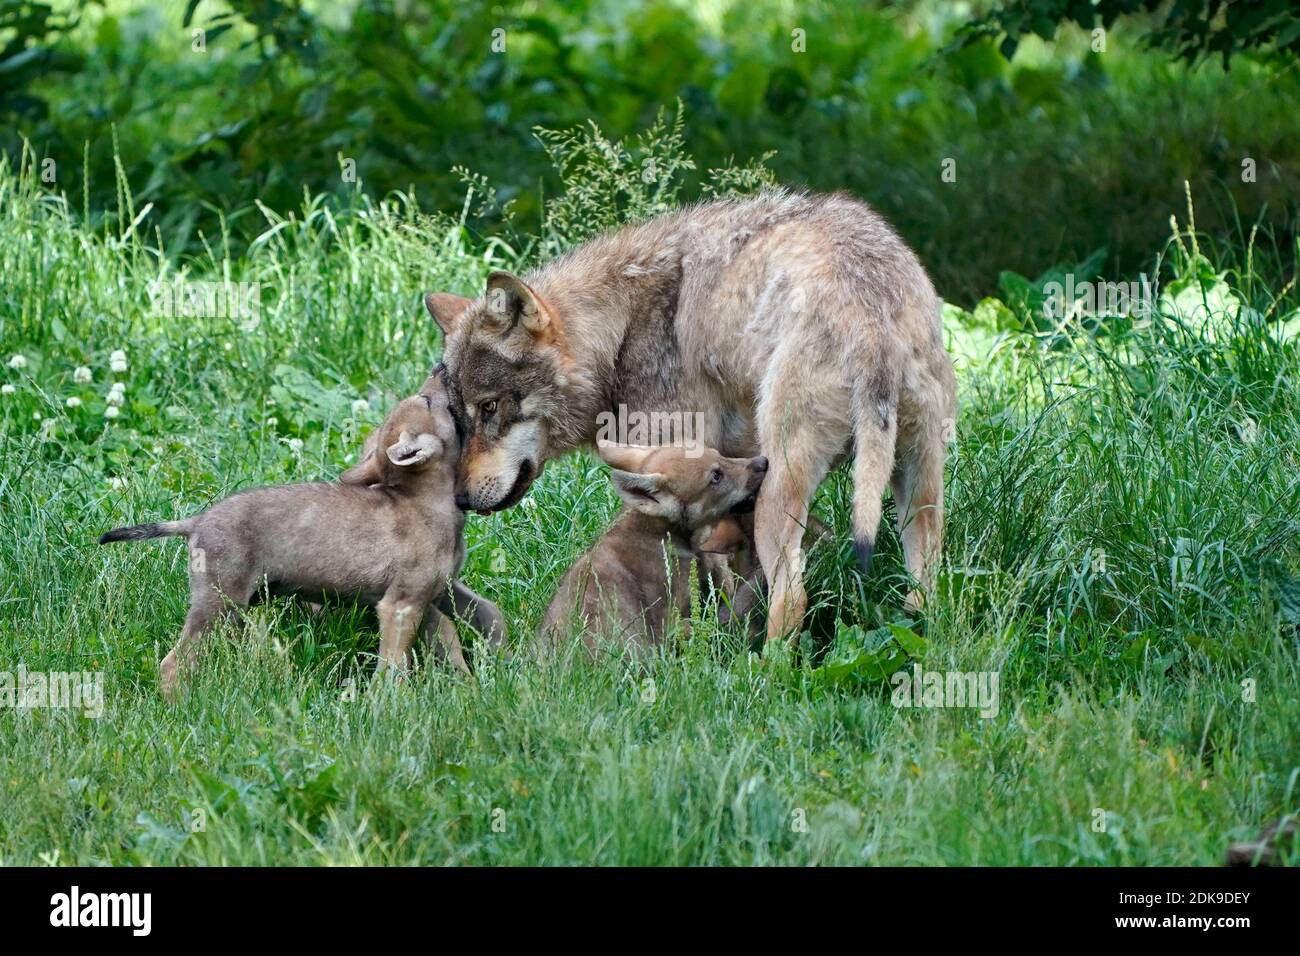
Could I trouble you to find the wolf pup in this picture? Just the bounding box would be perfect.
[98,375,504,697]
[425,189,957,650]
[538,441,767,658]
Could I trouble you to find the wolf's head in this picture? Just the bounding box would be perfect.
[425,271,575,514]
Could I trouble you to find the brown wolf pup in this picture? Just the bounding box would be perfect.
[538,441,767,658]
[98,376,504,697]
[425,189,956,649]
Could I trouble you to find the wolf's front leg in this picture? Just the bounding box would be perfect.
[753,438,837,647]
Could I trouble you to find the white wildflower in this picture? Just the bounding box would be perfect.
[109,477,126,491]
[104,406,120,420]
[109,381,125,395]
[109,349,128,373]
[352,398,371,415]
[66,396,82,408]
[7,354,27,370]
[1,384,14,395]
[73,366,92,384]
[287,438,304,453]
[106,390,124,407]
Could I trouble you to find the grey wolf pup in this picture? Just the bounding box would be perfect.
[98,376,504,697]
[425,189,956,647]
[538,441,767,657]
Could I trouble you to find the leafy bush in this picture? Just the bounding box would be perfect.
[958,0,1300,64]
[2,0,1297,300]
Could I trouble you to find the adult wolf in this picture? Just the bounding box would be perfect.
[425,190,956,646]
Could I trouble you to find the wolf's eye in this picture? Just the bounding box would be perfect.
[481,399,498,418]
[709,468,723,485]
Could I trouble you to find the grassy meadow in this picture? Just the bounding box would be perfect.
[1,127,1298,865]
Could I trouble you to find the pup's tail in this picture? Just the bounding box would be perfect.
[98,520,191,544]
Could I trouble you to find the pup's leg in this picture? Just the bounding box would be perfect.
[437,581,508,649]
[159,556,253,699]
[803,512,834,547]
[700,552,738,606]
[160,593,224,700]
[717,568,767,650]
[754,402,841,647]
[422,604,472,676]
[376,592,425,673]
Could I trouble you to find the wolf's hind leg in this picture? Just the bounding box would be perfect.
[891,431,945,613]
[892,352,954,612]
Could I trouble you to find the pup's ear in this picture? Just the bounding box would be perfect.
[340,447,383,486]
[609,469,678,519]
[340,423,385,485]
[692,518,747,554]
[596,440,656,473]
[424,293,472,337]
[485,271,559,339]
[386,432,443,468]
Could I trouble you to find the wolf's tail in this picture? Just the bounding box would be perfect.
[98,520,192,545]
[852,295,953,602]
[850,370,901,576]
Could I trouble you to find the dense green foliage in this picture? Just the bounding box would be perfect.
[960,0,1300,64]
[2,0,1297,299]
[1,118,1297,862]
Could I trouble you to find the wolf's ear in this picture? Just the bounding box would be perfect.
[485,271,558,339]
[596,440,656,473]
[386,431,443,468]
[340,448,383,486]
[424,292,472,337]
[609,469,678,519]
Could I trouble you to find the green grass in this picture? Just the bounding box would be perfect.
[1,146,1298,866]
